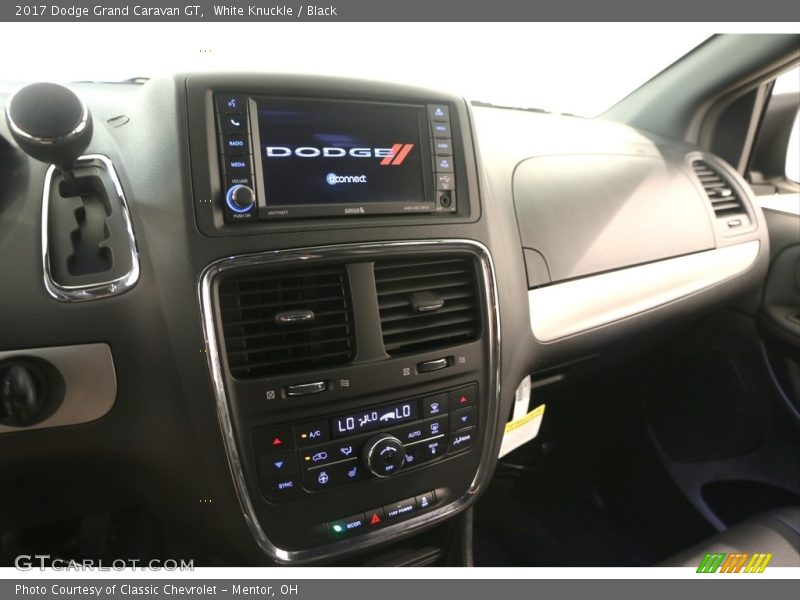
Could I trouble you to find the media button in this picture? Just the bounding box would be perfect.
[428,104,450,122]
[434,156,454,173]
[222,134,249,154]
[422,393,448,418]
[431,121,452,138]
[223,155,252,174]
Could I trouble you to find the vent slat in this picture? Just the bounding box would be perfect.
[375,256,481,357]
[219,266,355,379]
[692,159,746,220]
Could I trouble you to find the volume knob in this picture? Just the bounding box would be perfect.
[363,434,406,478]
[226,184,255,212]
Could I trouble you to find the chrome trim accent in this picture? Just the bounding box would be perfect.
[0,343,116,434]
[198,239,500,564]
[41,154,140,302]
[5,88,90,146]
[529,240,761,342]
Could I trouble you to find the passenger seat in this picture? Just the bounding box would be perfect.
[661,507,800,567]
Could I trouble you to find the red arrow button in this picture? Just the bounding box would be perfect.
[369,513,382,525]
[272,437,283,446]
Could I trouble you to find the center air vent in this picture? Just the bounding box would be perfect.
[218,266,355,379]
[374,256,481,356]
[691,159,747,219]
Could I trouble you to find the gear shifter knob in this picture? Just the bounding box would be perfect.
[5,82,93,168]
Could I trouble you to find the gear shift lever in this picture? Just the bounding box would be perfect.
[5,82,93,192]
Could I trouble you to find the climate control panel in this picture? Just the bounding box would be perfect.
[253,383,479,502]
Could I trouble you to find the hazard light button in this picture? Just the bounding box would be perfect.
[366,508,385,528]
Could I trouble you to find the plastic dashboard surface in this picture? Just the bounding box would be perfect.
[0,73,771,565]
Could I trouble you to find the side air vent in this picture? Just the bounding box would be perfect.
[375,256,481,356]
[218,266,355,379]
[691,159,748,221]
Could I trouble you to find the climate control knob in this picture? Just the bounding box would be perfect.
[225,184,255,212]
[363,434,406,478]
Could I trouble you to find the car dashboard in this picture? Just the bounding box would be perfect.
[0,73,769,565]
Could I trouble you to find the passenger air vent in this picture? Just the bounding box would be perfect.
[218,266,355,379]
[691,160,747,219]
[374,256,481,356]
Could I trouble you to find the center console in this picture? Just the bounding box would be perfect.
[188,75,498,563]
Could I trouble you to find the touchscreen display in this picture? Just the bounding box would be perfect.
[254,98,428,214]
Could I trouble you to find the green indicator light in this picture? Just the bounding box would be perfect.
[332,524,344,533]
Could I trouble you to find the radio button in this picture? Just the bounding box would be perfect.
[450,407,476,432]
[449,384,477,411]
[216,94,246,114]
[295,420,330,447]
[422,394,447,418]
[222,134,249,154]
[219,113,248,134]
[431,121,452,138]
[428,104,450,122]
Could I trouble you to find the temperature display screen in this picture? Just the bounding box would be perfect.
[332,400,420,438]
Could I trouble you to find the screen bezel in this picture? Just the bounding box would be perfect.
[248,96,436,220]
